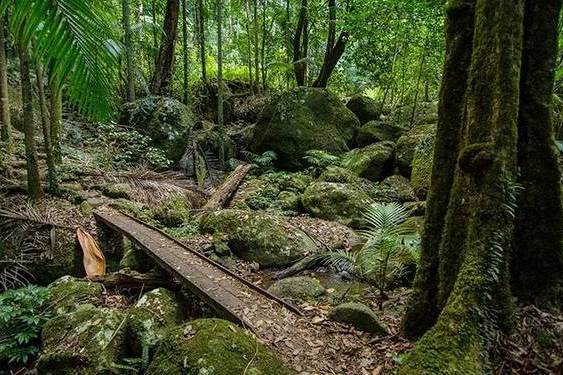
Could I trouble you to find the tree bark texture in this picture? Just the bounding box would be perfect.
[150,0,180,94]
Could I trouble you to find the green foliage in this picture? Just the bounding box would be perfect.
[303,150,342,176]
[313,202,420,305]
[91,122,171,169]
[244,150,278,171]
[0,285,52,364]
[1,0,119,120]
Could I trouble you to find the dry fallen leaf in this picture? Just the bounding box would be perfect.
[77,228,106,277]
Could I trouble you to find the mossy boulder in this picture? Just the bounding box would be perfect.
[357,120,407,146]
[318,166,362,184]
[346,95,381,124]
[119,239,153,272]
[127,288,184,357]
[395,123,437,177]
[120,96,194,162]
[267,276,326,301]
[96,183,132,199]
[274,191,301,212]
[302,182,373,228]
[341,141,395,181]
[199,209,319,267]
[37,305,127,374]
[230,172,312,213]
[146,318,289,374]
[47,276,103,316]
[251,87,361,169]
[410,133,435,199]
[368,175,417,203]
[328,302,387,334]
[151,193,192,227]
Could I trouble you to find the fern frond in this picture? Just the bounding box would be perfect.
[2,0,120,120]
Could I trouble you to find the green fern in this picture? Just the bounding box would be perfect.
[1,0,119,120]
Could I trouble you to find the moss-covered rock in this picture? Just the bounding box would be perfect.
[199,209,318,266]
[410,133,435,199]
[267,276,326,301]
[146,318,289,375]
[274,191,301,212]
[151,193,192,227]
[37,305,127,374]
[357,120,407,146]
[120,96,195,162]
[318,166,362,184]
[346,95,381,125]
[252,87,360,169]
[47,276,103,316]
[395,123,437,177]
[96,183,132,199]
[368,175,417,203]
[119,239,152,272]
[230,172,312,213]
[328,302,387,334]
[302,182,373,228]
[127,288,184,357]
[341,141,395,181]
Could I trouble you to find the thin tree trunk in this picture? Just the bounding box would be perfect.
[122,0,136,102]
[197,0,207,83]
[49,78,63,164]
[35,61,58,193]
[244,0,254,92]
[512,0,563,306]
[293,0,308,86]
[18,46,42,200]
[217,0,224,128]
[152,0,158,66]
[312,0,349,88]
[260,0,267,89]
[409,37,430,127]
[0,18,11,151]
[150,0,180,94]
[253,0,260,93]
[182,0,189,104]
[402,0,475,339]
[380,38,401,113]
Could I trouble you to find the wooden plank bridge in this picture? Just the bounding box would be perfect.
[93,208,302,332]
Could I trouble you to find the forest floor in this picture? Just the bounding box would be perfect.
[1,118,562,374]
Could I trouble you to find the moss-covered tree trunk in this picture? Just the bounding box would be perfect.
[400,0,524,372]
[19,46,43,200]
[511,0,563,307]
[402,0,475,339]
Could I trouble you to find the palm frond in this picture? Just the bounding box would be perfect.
[312,250,359,274]
[3,0,120,120]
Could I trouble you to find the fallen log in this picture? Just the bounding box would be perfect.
[202,164,254,211]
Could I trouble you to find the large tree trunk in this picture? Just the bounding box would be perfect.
[150,0,180,94]
[19,46,43,200]
[400,0,524,372]
[0,18,11,150]
[511,0,563,307]
[401,0,476,340]
[122,0,135,102]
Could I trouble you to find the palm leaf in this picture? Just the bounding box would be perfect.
[2,0,119,120]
